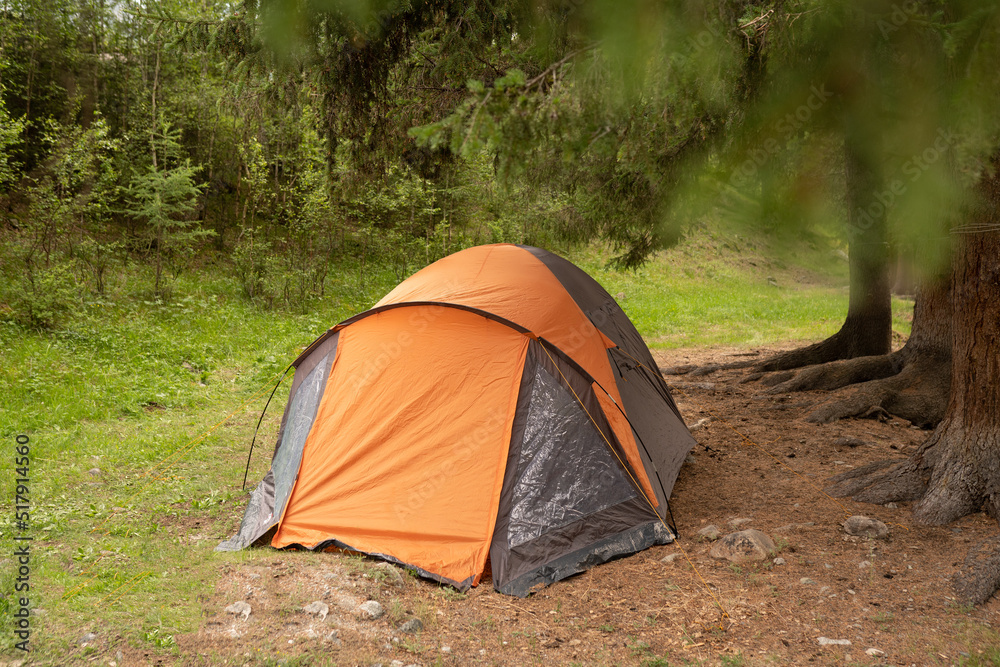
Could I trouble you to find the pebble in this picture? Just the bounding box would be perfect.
[661,553,682,563]
[843,515,890,539]
[866,648,886,657]
[441,646,452,653]
[818,637,851,646]
[800,577,816,585]
[87,468,101,477]
[398,618,423,633]
[224,601,251,620]
[303,601,329,621]
[697,525,721,541]
[773,557,786,565]
[357,600,384,620]
[79,632,97,646]
[858,560,873,569]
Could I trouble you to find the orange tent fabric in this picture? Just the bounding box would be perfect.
[376,244,655,503]
[272,307,529,585]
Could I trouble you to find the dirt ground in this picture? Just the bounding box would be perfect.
[137,346,999,665]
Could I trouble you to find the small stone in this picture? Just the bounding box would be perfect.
[866,648,886,657]
[79,632,97,645]
[441,646,452,653]
[773,557,786,566]
[391,661,405,667]
[818,637,851,646]
[859,560,872,569]
[398,618,423,633]
[843,515,890,539]
[728,518,753,528]
[884,502,898,509]
[834,436,868,448]
[303,601,329,621]
[688,418,711,432]
[357,600,384,620]
[709,530,776,563]
[376,562,406,587]
[661,553,682,563]
[325,630,342,646]
[224,601,252,620]
[697,525,721,541]
[247,573,261,580]
[87,468,101,477]
[303,628,318,639]
[800,577,816,585]
[569,639,582,646]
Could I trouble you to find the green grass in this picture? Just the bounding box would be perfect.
[570,232,913,349]
[0,234,916,662]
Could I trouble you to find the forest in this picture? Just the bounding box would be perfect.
[2,0,1000,663]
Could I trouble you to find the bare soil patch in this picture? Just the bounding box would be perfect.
[119,346,1000,665]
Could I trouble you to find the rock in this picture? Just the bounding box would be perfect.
[858,560,872,569]
[87,468,101,477]
[660,553,682,564]
[441,646,452,653]
[773,557,786,566]
[818,637,851,646]
[325,630,342,646]
[398,618,423,633]
[884,502,898,509]
[866,648,886,657]
[834,436,868,448]
[302,628,318,639]
[224,601,252,620]
[800,577,816,585]
[376,562,406,587]
[357,600,384,620]
[688,418,711,432]
[709,530,777,563]
[843,515,890,539]
[728,518,753,528]
[79,632,97,646]
[303,601,329,621]
[697,525,721,541]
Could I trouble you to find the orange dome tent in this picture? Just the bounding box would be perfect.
[219,244,696,596]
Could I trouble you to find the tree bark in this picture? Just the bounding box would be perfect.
[826,164,1000,604]
[757,134,891,372]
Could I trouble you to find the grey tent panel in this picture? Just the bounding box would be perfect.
[216,333,338,552]
[509,364,636,548]
[490,342,671,596]
[519,245,696,518]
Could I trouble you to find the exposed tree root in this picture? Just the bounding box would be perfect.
[804,353,950,427]
[752,282,952,427]
[953,537,1000,606]
[826,419,1000,605]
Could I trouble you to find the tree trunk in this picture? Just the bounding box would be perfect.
[826,165,1000,605]
[757,134,891,372]
[911,226,1000,525]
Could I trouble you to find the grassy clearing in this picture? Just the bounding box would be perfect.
[570,232,913,349]
[0,235,915,663]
